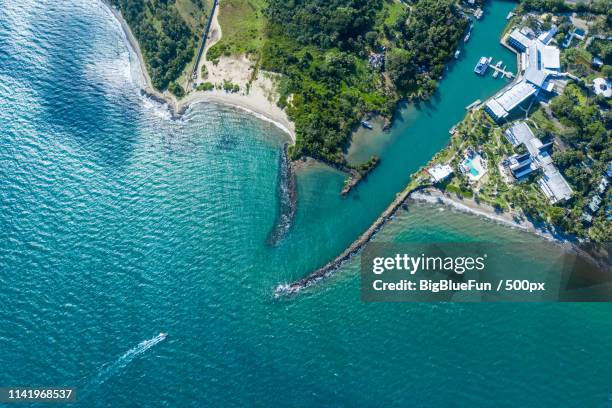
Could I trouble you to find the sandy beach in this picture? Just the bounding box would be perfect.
[103,1,295,141]
[409,187,572,242]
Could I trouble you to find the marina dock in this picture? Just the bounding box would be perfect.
[488,61,514,79]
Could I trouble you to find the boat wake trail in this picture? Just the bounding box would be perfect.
[92,332,167,387]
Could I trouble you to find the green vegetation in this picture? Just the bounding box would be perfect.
[420,83,610,242]
[386,0,467,96]
[261,0,468,164]
[168,82,186,97]
[526,83,610,242]
[354,155,380,175]
[562,47,594,78]
[380,0,406,30]
[116,0,468,165]
[110,0,209,90]
[206,0,266,62]
[590,39,612,65]
[223,80,240,93]
[196,81,215,91]
[519,0,610,14]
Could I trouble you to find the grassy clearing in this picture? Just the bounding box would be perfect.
[383,0,407,27]
[207,0,266,61]
[373,0,408,47]
[175,0,209,31]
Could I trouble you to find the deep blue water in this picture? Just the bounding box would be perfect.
[1,1,611,407]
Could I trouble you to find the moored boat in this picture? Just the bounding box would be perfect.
[473,56,491,75]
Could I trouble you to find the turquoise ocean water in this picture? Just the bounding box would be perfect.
[1,1,612,406]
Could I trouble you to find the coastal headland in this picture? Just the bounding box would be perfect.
[105,0,608,296]
[103,0,295,141]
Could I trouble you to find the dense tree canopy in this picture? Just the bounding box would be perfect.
[388,0,467,95]
[520,0,611,14]
[262,0,467,163]
[111,0,203,91]
[116,0,469,162]
[265,0,381,50]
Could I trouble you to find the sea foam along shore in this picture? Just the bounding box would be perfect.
[409,188,572,243]
[102,0,295,142]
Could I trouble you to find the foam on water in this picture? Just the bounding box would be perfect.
[140,95,173,120]
[84,48,133,91]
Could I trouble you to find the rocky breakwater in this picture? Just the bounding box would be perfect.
[274,184,430,297]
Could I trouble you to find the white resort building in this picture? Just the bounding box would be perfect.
[485,27,563,121]
[428,164,454,183]
[504,122,572,204]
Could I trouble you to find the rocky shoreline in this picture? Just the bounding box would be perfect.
[266,143,298,246]
[340,158,380,196]
[273,184,590,297]
[410,188,579,243]
[274,184,430,297]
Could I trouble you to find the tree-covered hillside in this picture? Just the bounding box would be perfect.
[265,0,381,49]
[113,0,468,164]
[261,0,468,163]
[110,0,209,91]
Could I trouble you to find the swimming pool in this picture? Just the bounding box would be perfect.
[464,158,480,176]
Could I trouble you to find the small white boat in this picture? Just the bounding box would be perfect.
[454,50,461,59]
[464,32,471,42]
[361,120,373,130]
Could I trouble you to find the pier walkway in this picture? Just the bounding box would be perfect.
[488,63,514,79]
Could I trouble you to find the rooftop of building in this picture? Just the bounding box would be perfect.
[539,164,573,203]
[486,25,562,121]
[486,81,537,118]
[505,122,573,203]
[428,164,454,183]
